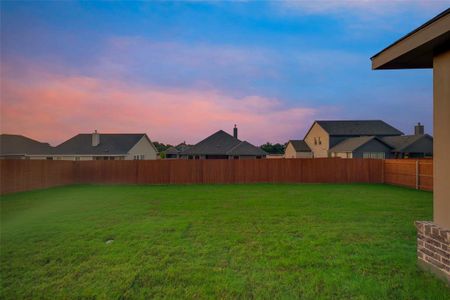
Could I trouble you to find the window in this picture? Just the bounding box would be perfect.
[75,157,80,161]
[318,137,322,145]
[314,137,317,145]
[363,152,385,159]
[46,157,53,160]
[140,155,144,160]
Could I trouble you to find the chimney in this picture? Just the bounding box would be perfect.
[92,130,100,146]
[414,122,424,135]
[233,124,238,139]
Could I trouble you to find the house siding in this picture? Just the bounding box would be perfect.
[433,49,450,228]
[284,142,313,158]
[352,139,393,158]
[304,123,329,158]
[284,143,297,158]
[332,152,352,158]
[126,136,158,160]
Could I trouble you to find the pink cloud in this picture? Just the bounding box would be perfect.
[1,67,324,146]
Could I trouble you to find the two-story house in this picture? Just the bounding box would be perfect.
[304,120,404,158]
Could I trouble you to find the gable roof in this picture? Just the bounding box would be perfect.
[0,134,53,156]
[53,133,153,155]
[382,134,433,152]
[180,130,266,156]
[164,146,179,155]
[329,136,393,152]
[226,141,267,156]
[288,140,311,152]
[313,120,403,136]
[176,142,191,152]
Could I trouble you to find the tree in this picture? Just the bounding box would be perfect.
[152,141,173,153]
[260,142,285,154]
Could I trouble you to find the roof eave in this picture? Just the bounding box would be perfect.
[371,9,450,70]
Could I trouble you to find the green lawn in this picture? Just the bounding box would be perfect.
[1,184,448,299]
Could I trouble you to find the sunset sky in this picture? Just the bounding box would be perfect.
[1,1,449,146]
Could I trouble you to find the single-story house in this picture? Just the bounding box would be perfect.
[163,142,191,159]
[284,140,312,158]
[304,120,404,158]
[371,8,449,282]
[52,131,158,160]
[382,134,433,158]
[0,134,53,159]
[164,147,180,159]
[329,136,394,159]
[1,131,159,160]
[179,126,267,159]
[327,123,433,159]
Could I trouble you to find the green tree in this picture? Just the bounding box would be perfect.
[260,142,285,154]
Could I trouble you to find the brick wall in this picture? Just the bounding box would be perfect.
[416,221,450,283]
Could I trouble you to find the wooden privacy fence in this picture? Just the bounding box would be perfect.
[0,159,433,195]
[383,159,433,191]
[1,158,383,195]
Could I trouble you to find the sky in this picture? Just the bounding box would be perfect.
[1,1,449,146]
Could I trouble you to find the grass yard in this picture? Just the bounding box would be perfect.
[1,184,449,299]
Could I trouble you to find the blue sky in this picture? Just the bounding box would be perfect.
[1,1,449,145]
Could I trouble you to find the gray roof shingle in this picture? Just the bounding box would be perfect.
[315,120,403,136]
[329,136,393,152]
[53,134,149,155]
[0,134,52,155]
[164,146,179,155]
[382,134,433,152]
[288,140,311,152]
[226,141,267,156]
[181,130,266,156]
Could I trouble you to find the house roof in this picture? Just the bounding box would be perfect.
[371,8,450,69]
[226,140,267,156]
[180,130,266,156]
[176,142,191,152]
[53,133,152,155]
[329,136,392,152]
[0,134,53,156]
[382,134,433,152]
[314,120,403,136]
[164,146,179,155]
[288,140,311,152]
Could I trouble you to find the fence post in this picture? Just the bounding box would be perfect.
[415,160,419,190]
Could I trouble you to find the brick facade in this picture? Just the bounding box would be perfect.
[415,221,450,284]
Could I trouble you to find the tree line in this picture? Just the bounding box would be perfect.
[154,141,286,155]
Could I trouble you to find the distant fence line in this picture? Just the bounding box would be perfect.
[0,159,432,195]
